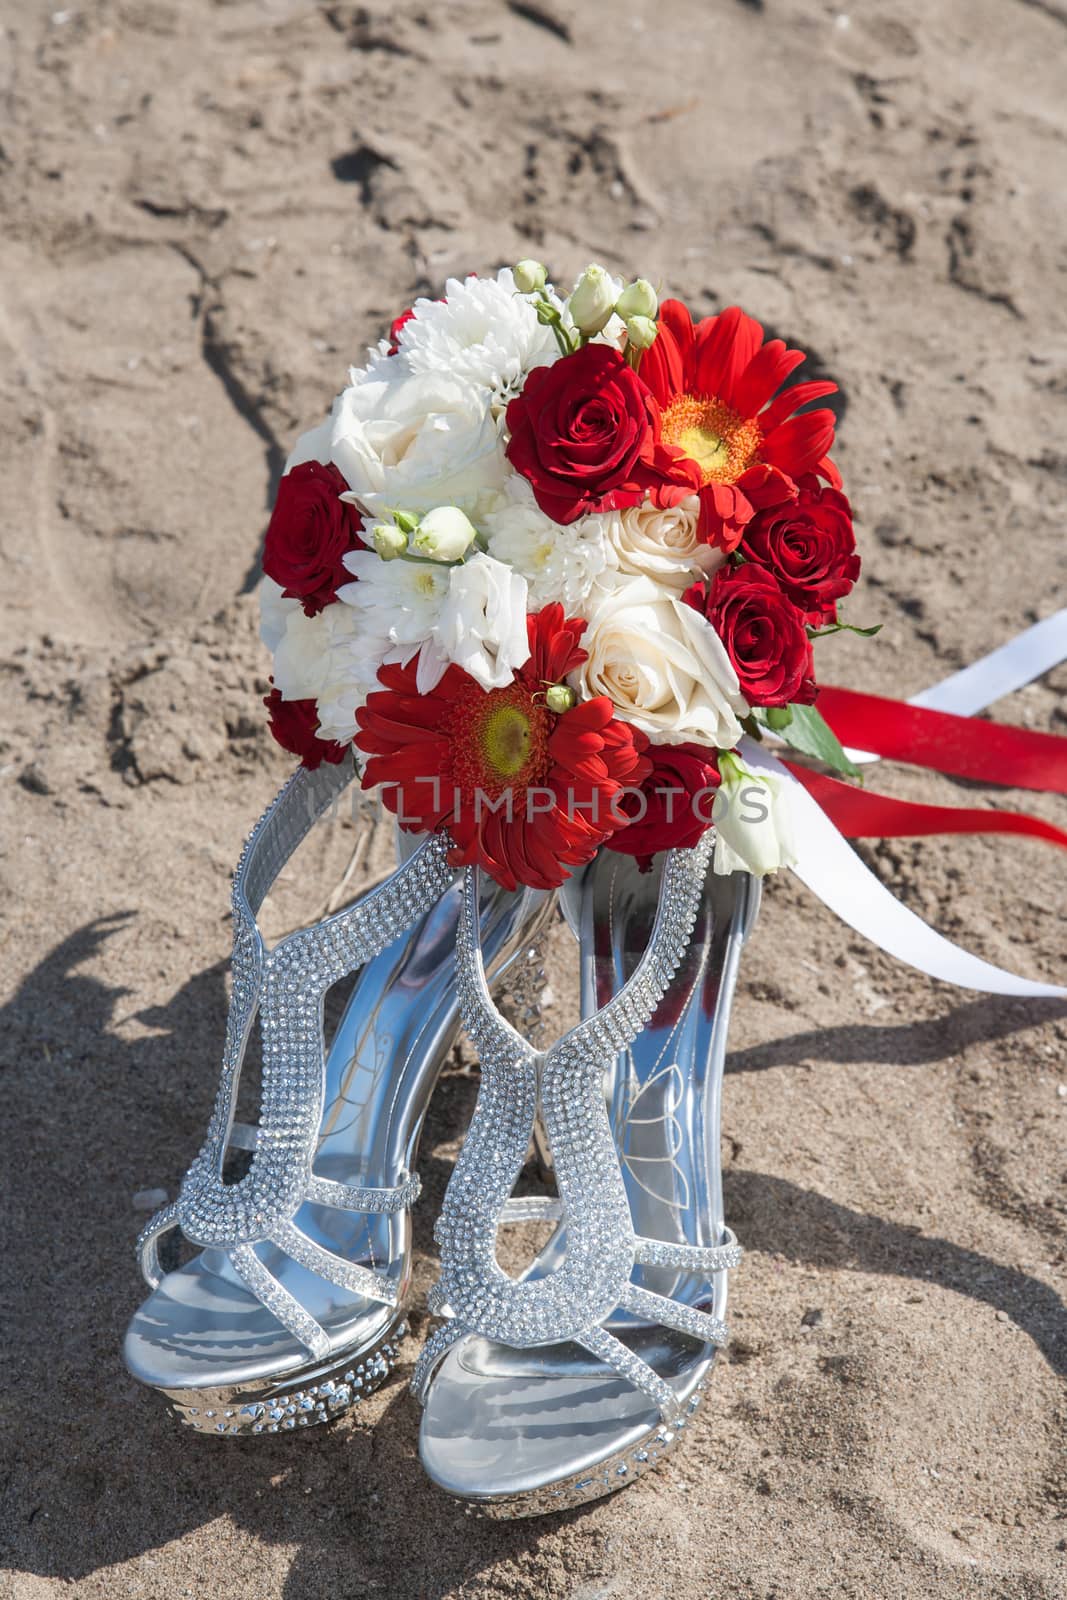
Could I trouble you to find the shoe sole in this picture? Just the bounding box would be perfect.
[449,1381,709,1519]
[156,1315,409,1436]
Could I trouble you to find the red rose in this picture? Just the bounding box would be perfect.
[606,742,720,869]
[741,475,859,620]
[505,344,661,524]
[264,687,348,770]
[263,461,364,616]
[691,565,816,708]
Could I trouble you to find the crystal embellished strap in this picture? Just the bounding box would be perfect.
[305,1173,422,1214]
[617,1283,730,1349]
[500,1197,564,1223]
[633,1231,743,1274]
[269,1219,398,1308]
[410,1319,466,1405]
[576,1326,683,1422]
[229,1243,332,1362]
[137,1202,181,1291]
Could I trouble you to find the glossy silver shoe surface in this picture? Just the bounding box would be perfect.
[417,847,759,1510]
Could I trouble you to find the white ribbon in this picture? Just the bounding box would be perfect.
[746,608,1067,998]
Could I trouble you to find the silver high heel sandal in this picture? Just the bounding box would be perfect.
[412,838,759,1514]
[124,760,550,1436]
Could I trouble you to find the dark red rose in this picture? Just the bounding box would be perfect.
[505,344,660,524]
[690,565,816,708]
[606,741,720,870]
[264,687,348,770]
[741,474,859,620]
[263,461,365,616]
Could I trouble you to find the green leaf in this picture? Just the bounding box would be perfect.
[758,703,862,780]
[806,620,883,639]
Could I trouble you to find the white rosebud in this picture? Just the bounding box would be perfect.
[616,278,658,321]
[372,521,408,561]
[412,504,479,563]
[545,683,576,714]
[514,258,548,295]
[713,756,797,877]
[567,263,619,337]
[625,315,658,351]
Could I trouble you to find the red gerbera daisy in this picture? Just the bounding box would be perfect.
[639,300,841,552]
[354,606,651,891]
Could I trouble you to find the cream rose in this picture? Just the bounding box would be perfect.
[603,496,725,593]
[572,575,749,747]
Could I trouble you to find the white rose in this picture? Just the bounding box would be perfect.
[603,496,726,594]
[329,367,507,520]
[567,264,621,336]
[713,758,797,876]
[259,576,300,653]
[418,553,530,693]
[412,505,478,562]
[572,575,749,747]
[283,417,334,473]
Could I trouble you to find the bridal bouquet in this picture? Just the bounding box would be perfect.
[260,263,869,890]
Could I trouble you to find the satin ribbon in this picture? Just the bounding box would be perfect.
[784,764,1067,853]
[816,686,1067,795]
[745,607,1067,998]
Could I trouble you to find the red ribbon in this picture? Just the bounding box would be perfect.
[787,762,1067,851]
[797,686,1067,848]
[817,685,1067,795]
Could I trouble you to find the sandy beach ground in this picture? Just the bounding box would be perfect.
[1,1,1065,1596]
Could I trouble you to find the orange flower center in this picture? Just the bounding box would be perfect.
[660,394,762,485]
[448,681,550,798]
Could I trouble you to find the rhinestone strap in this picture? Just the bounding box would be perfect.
[230,1243,332,1362]
[576,1326,682,1421]
[138,1202,181,1291]
[269,1219,398,1307]
[617,1283,730,1349]
[632,1230,743,1274]
[305,1173,422,1214]
[410,1319,467,1404]
[418,835,739,1422]
[500,1197,564,1223]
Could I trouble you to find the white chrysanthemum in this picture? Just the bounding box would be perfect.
[270,599,375,705]
[337,549,451,656]
[338,549,529,695]
[483,477,617,611]
[602,495,725,594]
[315,680,371,748]
[395,268,560,402]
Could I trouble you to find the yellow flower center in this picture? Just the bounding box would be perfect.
[660,394,762,485]
[482,702,532,779]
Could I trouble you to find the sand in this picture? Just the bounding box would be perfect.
[1,0,1065,1596]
